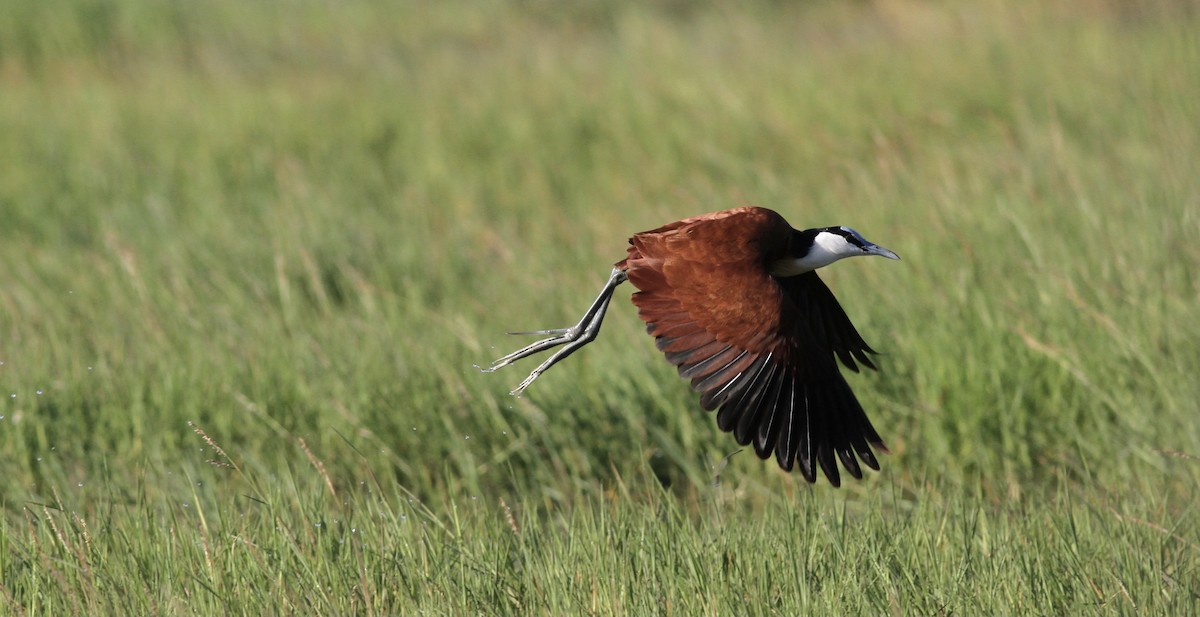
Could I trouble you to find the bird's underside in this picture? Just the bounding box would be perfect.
[484,206,892,486]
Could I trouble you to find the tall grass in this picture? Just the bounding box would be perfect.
[1,0,1198,613]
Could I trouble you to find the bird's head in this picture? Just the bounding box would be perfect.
[770,226,900,277]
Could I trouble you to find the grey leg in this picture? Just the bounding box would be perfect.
[483,268,628,395]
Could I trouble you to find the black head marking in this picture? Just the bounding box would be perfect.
[790,228,821,258]
[792,227,865,257]
[822,226,867,249]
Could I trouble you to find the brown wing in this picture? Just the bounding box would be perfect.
[619,207,887,485]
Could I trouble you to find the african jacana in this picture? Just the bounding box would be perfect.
[484,206,900,486]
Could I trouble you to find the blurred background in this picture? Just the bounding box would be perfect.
[1,0,1198,612]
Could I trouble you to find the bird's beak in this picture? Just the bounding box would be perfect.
[865,243,901,261]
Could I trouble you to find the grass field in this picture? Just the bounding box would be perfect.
[2,0,1199,613]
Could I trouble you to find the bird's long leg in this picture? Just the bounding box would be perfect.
[483,267,628,395]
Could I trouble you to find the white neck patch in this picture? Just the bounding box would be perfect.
[769,230,861,277]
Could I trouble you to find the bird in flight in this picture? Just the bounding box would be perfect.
[483,206,900,486]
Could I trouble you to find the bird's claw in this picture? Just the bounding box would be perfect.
[482,268,628,393]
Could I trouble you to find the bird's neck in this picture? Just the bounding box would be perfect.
[769,254,834,277]
[769,234,854,277]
